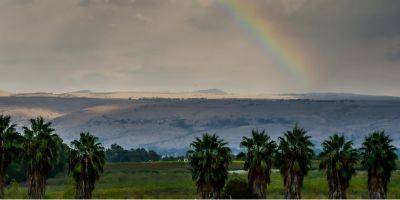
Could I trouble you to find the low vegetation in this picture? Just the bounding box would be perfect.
[2,162,400,199]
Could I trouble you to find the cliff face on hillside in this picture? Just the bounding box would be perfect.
[1,96,400,154]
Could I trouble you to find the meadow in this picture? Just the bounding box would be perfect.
[4,161,400,199]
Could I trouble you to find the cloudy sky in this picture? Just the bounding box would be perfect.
[0,0,399,95]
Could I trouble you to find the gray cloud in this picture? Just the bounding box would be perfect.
[0,0,399,95]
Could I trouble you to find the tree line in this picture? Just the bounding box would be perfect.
[0,115,173,199]
[0,115,105,199]
[106,144,161,163]
[187,126,398,199]
[7,144,163,184]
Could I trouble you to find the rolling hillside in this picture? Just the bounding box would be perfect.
[1,92,400,155]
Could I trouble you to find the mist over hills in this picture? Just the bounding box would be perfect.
[0,91,399,155]
[3,89,400,101]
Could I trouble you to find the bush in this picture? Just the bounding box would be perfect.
[222,174,253,199]
[5,180,26,199]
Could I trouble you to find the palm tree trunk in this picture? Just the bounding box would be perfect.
[75,180,83,199]
[329,188,345,199]
[252,178,266,198]
[199,184,212,199]
[329,186,344,199]
[200,189,210,199]
[0,143,6,198]
[84,158,93,199]
[75,159,94,199]
[368,176,386,199]
[83,179,93,199]
[0,166,5,199]
[28,169,46,199]
[284,172,302,199]
[328,179,336,199]
[341,187,347,199]
[328,172,346,199]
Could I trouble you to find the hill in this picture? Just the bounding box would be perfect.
[1,95,400,155]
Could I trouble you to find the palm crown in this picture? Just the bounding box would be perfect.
[0,115,22,198]
[319,134,358,199]
[0,115,21,166]
[276,125,314,199]
[22,117,62,198]
[361,131,397,199]
[69,132,106,199]
[187,133,231,199]
[241,129,276,198]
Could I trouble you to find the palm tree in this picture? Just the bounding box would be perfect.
[187,133,232,198]
[319,134,358,199]
[240,129,277,198]
[22,117,62,199]
[0,115,22,198]
[69,132,106,199]
[276,125,314,199]
[361,131,397,199]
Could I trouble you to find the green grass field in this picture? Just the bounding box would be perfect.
[4,161,400,199]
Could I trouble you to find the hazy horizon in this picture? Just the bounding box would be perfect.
[3,88,400,97]
[1,0,399,95]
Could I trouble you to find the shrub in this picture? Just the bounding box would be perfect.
[222,174,253,199]
[5,180,25,199]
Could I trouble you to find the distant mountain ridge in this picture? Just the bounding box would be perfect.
[194,89,227,95]
[3,87,400,101]
[72,90,93,93]
[283,93,400,101]
[5,90,400,101]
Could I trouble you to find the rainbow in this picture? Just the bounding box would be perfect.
[217,0,312,85]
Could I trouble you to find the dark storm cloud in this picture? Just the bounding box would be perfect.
[0,0,399,95]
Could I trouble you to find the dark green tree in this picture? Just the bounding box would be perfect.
[240,129,276,198]
[0,115,22,198]
[361,131,397,199]
[106,144,126,162]
[276,125,314,199]
[235,152,246,161]
[49,142,70,178]
[187,134,232,198]
[105,144,161,163]
[22,117,62,199]
[69,132,105,199]
[319,134,358,199]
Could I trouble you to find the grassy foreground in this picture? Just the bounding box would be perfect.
[4,161,400,199]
